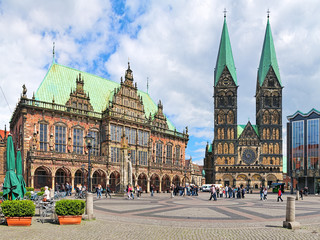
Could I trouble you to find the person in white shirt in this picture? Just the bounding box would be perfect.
[43,186,51,201]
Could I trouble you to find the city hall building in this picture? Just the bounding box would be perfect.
[204,15,283,188]
[9,59,189,192]
[287,109,320,194]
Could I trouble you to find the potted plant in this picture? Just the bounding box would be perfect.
[55,199,85,225]
[1,200,35,226]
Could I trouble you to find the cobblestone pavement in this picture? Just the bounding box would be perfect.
[1,192,320,239]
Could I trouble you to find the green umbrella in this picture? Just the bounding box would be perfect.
[16,151,26,198]
[3,135,20,200]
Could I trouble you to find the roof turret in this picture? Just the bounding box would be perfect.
[258,17,281,86]
[214,15,237,86]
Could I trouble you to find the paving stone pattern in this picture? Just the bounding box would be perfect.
[1,192,320,239]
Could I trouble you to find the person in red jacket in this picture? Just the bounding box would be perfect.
[277,189,283,202]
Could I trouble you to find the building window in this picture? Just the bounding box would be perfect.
[89,130,99,156]
[110,124,122,142]
[175,146,181,165]
[130,150,136,165]
[166,144,172,165]
[39,123,48,151]
[111,147,120,163]
[138,130,149,146]
[55,125,66,153]
[307,119,319,169]
[73,128,83,154]
[125,127,137,145]
[156,142,163,164]
[292,121,304,170]
[138,151,148,165]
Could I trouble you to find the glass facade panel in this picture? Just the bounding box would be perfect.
[39,123,48,151]
[292,121,304,170]
[131,150,136,165]
[307,119,319,169]
[55,125,66,153]
[110,124,122,142]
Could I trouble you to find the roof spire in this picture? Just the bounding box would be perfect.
[52,42,55,63]
[214,14,237,86]
[257,16,282,86]
[147,77,149,94]
[267,9,270,19]
[224,8,227,18]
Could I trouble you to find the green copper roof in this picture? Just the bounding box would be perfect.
[208,143,213,153]
[214,17,237,86]
[258,18,281,86]
[237,124,259,138]
[35,63,175,130]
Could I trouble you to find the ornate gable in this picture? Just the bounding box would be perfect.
[65,73,93,111]
[108,63,146,122]
[238,122,259,142]
[152,100,169,130]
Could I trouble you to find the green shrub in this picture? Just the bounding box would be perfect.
[0,192,3,197]
[37,191,44,196]
[55,199,85,216]
[40,187,51,192]
[1,200,35,217]
[25,192,32,199]
[26,187,34,192]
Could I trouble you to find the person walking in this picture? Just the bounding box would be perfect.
[299,189,303,200]
[105,184,112,199]
[150,185,154,197]
[260,185,264,200]
[263,187,268,200]
[277,188,283,202]
[171,184,175,198]
[225,185,228,198]
[96,184,102,199]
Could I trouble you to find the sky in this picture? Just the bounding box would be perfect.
[0,0,320,166]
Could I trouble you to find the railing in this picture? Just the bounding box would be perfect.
[19,98,102,118]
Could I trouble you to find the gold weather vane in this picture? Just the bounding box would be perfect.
[147,77,149,94]
[267,9,270,18]
[224,8,227,18]
[53,42,55,62]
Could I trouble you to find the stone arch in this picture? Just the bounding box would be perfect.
[74,168,88,187]
[222,174,233,187]
[109,171,120,192]
[55,167,72,189]
[34,166,52,190]
[236,174,248,181]
[269,143,273,154]
[251,174,262,181]
[229,143,234,154]
[92,169,107,189]
[138,173,147,191]
[218,143,222,154]
[150,173,160,191]
[271,111,279,124]
[161,174,171,192]
[224,143,228,154]
[227,110,234,124]
[218,110,225,124]
[266,174,277,188]
[172,175,180,186]
[182,176,189,186]
[263,110,270,124]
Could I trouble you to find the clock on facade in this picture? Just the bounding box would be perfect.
[242,148,256,165]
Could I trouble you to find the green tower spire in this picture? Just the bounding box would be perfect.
[214,16,237,86]
[258,17,282,86]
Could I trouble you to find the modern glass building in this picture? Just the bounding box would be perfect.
[287,109,320,194]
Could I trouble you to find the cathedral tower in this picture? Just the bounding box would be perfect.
[211,15,238,184]
[256,16,283,177]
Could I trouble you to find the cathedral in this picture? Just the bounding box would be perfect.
[204,15,283,189]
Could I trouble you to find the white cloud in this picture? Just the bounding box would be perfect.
[1,0,320,164]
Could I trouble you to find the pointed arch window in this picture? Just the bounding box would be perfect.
[55,125,66,153]
[156,142,163,164]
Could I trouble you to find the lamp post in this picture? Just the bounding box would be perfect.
[85,134,94,192]
[81,164,85,187]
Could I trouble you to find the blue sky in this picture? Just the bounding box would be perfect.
[1,0,320,166]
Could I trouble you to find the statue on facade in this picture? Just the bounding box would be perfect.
[30,132,38,150]
[202,169,205,178]
[22,84,27,98]
[49,133,54,151]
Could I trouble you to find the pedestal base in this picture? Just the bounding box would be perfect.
[283,221,300,230]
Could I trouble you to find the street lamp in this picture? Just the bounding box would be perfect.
[85,133,94,192]
[81,164,85,187]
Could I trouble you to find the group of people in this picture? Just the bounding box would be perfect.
[171,184,199,197]
[95,184,112,199]
[208,185,246,201]
[55,182,72,196]
[126,184,142,200]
